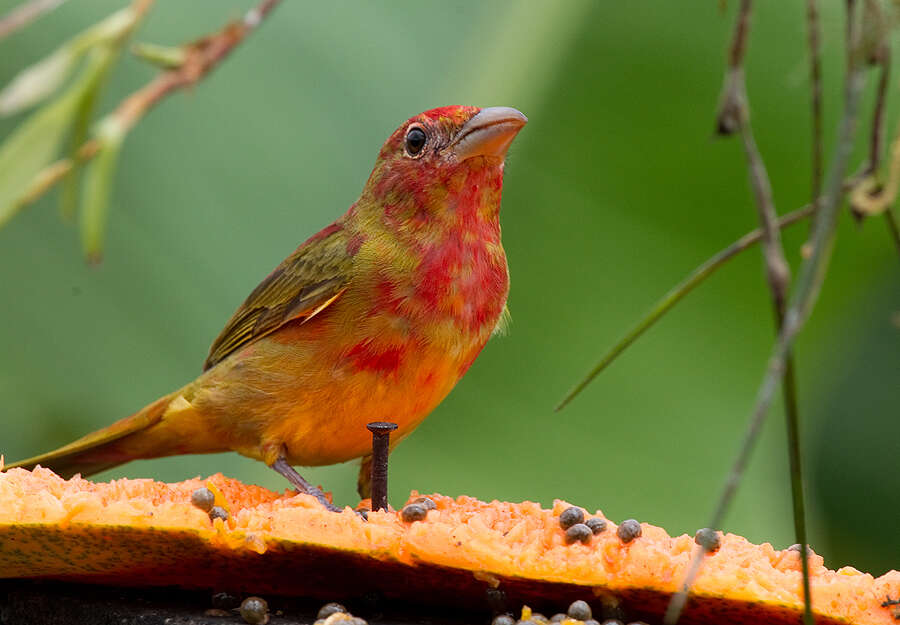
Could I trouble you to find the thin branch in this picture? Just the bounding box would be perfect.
[737,124,792,306]
[868,56,890,172]
[9,0,282,213]
[716,0,791,313]
[780,343,811,625]
[0,0,66,41]
[14,142,99,209]
[806,0,823,204]
[109,0,281,135]
[850,58,900,218]
[740,123,790,300]
[555,205,813,412]
[853,1,900,260]
[868,44,890,174]
[665,2,867,622]
[716,5,810,621]
[792,3,831,621]
[886,209,900,259]
[855,21,900,259]
[849,143,900,216]
[556,169,863,412]
[727,0,751,69]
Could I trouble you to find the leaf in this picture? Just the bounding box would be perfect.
[0,89,81,226]
[0,47,79,116]
[0,7,135,116]
[59,45,121,220]
[131,41,186,69]
[0,48,116,227]
[79,117,125,262]
[58,79,100,220]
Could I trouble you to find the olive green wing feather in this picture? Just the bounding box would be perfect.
[204,224,353,370]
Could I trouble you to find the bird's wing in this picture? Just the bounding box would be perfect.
[203,224,353,370]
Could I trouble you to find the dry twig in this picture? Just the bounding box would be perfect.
[710,4,810,623]
[846,21,900,259]
[716,0,791,313]
[806,0,823,204]
[886,210,900,257]
[867,45,890,174]
[665,2,873,623]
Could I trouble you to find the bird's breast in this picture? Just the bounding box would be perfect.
[321,218,508,393]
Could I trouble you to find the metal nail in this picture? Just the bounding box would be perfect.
[366,421,397,512]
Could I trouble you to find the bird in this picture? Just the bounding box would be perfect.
[5,105,527,510]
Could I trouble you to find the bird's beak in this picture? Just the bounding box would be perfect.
[450,106,527,161]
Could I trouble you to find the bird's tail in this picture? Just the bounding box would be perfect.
[4,391,181,479]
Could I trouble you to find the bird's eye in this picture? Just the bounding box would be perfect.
[405,126,427,157]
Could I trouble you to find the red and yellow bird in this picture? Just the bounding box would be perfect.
[7,105,527,509]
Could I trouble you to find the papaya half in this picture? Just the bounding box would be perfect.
[0,467,897,624]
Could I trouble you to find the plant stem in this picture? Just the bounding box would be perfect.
[781,339,811,625]
[886,209,900,259]
[665,3,866,623]
[806,0,823,207]
[555,206,813,412]
[868,46,890,173]
[713,1,810,620]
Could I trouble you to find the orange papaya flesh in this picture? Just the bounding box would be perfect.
[0,468,897,625]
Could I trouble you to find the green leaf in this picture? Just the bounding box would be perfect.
[0,47,79,116]
[58,79,100,220]
[0,47,116,227]
[79,117,125,262]
[59,44,121,220]
[0,88,81,226]
[131,41,186,69]
[0,7,135,116]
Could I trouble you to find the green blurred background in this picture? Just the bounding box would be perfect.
[0,1,896,577]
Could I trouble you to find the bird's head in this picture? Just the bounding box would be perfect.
[359,106,527,228]
[379,105,527,166]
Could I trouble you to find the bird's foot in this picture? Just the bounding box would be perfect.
[271,456,341,513]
